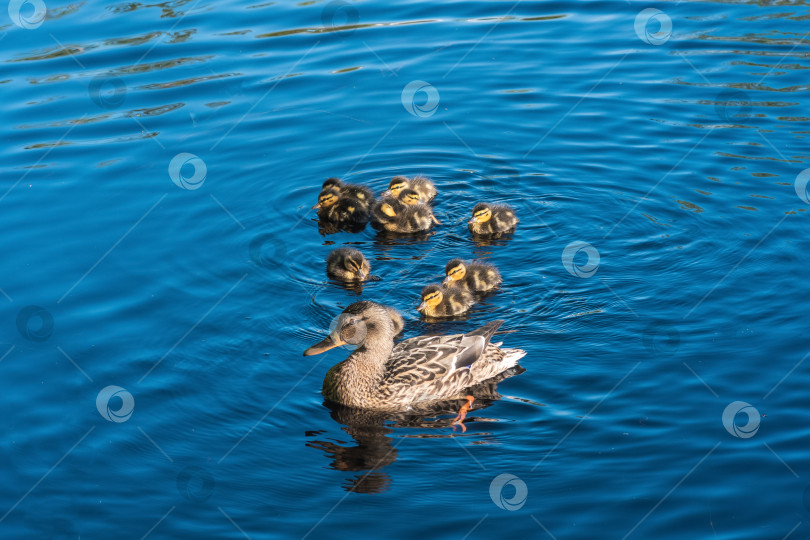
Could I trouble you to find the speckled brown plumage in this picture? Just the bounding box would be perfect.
[304,301,525,410]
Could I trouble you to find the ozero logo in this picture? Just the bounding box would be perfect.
[489,473,528,511]
[401,80,440,118]
[562,241,600,278]
[722,401,760,439]
[96,385,135,423]
[16,305,54,342]
[168,153,207,190]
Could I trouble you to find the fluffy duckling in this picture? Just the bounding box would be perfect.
[371,192,436,234]
[314,188,370,228]
[326,248,379,282]
[442,259,502,292]
[386,175,437,203]
[322,177,375,212]
[417,284,475,318]
[468,203,518,237]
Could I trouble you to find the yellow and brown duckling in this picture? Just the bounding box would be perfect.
[326,248,379,282]
[442,259,502,292]
[371,190,438,234]
[468,202,519,237]
[303,301,526,412]
[417,284,475,318]
[385,175,437,203]
[322,177,375,212]
[313,187,370,228]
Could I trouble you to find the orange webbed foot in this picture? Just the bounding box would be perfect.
[451,395,475,432]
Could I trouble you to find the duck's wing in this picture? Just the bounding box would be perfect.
[383,321,504,388]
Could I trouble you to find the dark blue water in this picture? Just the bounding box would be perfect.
[2,0,809,538]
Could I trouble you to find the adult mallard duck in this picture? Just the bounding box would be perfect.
[468,202,518,237]
[303,301,526,424]
[442,259,502,292]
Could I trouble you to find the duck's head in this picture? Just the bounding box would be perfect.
[418,284,444,312]
[442,258,467,285]
[379,198,403,217]
[398,188,421,205]
[385,176,410,197]
[303,301,393,355]
[313,188,340,210]
[469,203,492,225]
[322,177,343,190]
[341,250,367,280]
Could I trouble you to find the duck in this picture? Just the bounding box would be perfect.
[322,177,375,212]
[313,187,370,228]
[303,301,526,421]
[417,284,475,318]
[326,248,379,282]
[385,175,437,203]
[468,202,518,237]
[385,306,404,336]
[370,191,438,234]
[442,259,502,292]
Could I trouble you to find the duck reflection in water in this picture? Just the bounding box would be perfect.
[306,368,524,494]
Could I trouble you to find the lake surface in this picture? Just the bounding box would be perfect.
[2,0,809,538]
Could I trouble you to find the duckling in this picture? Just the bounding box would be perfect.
[417,284,475,318]
[385,175,437,203]
[370,192,436,234]
[322,178,375,212]
[313,188,370,228]
[468,202,518,237]
[442,259,502,292]
[326,248,379,282]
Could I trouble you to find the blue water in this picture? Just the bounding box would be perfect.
[2,0,809,538]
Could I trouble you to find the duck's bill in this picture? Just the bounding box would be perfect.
[303,335,346,356]
[467,218,477,225]
[381,190,392,198]
[311,202,321,210]
[417,302,427,312]
[441,276,452,286]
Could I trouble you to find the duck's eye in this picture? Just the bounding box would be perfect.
[340,319,367,345]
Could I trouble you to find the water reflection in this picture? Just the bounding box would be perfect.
[307,368,524,493]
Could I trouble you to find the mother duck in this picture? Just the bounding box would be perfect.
[303,301,525,426]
